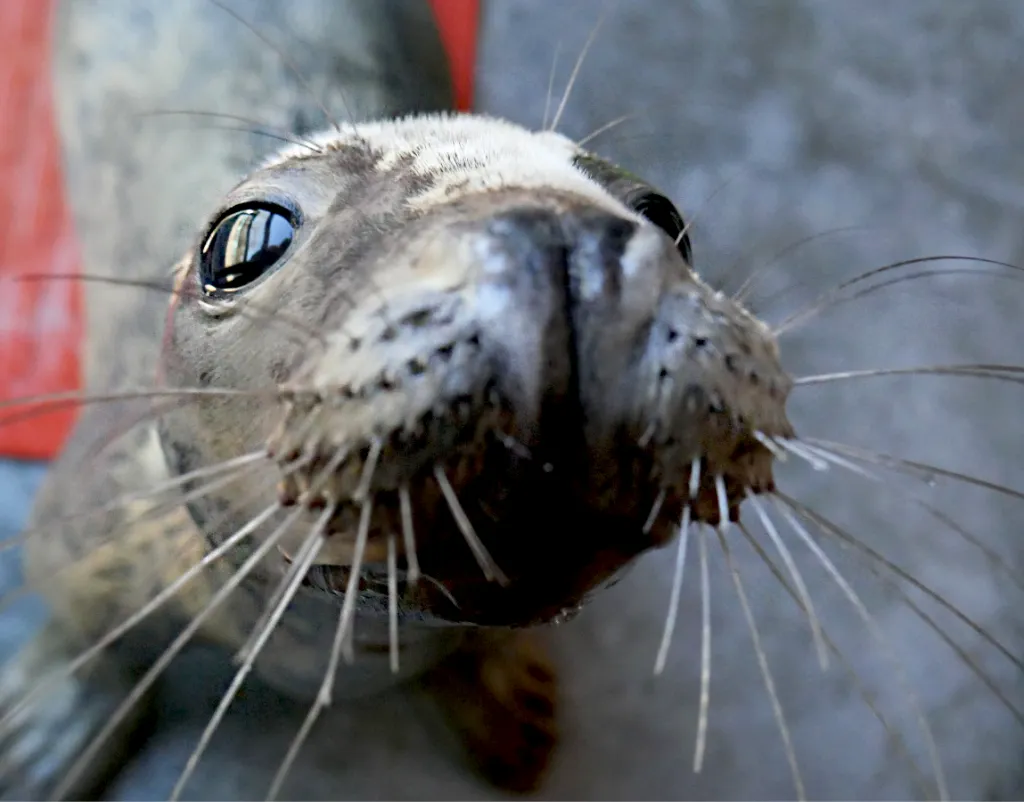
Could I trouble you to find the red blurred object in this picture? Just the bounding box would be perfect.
[0,0,479,461]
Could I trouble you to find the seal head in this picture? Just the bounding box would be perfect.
[157,114,794,627]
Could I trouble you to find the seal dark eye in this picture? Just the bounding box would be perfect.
[631,191,693,264]
[199,203,297,296]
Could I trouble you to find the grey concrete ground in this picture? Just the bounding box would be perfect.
[3,1,1024,799]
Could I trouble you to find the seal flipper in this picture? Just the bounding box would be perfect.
[424,631,560,794]
[0,621,155,801]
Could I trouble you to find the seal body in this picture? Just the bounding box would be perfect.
[6,2,1020,801]
[0,2,798,798]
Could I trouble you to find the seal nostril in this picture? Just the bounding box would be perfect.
[694,336,708,349]
[571,211,637,302]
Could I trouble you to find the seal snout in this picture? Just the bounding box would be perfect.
[259,190,794,615]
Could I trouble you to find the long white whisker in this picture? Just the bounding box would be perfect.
[548,11,607,133]
[398,483,420,583]
[265,495,373,801]
[714,474,729,530]
[793,365,1024,387]
[733,521,935,798]
[803,437,1024,503]
[540,41,562,131]
[433,464,508,585]
[387,531,400,675]
[0,501,280,740]
[654,457,701,675]
[753,431,789,461]
[773,495,949,801]
[51,501,309,799]
[715,527,805,801]
[693,524,712,773]
[170,505,334,800]
[746,495,829,670]
[653,506,692,676]
[239,449,348,654]
[775,438,830,471]
[786,440,1024,595]
[576,111,638,148]
[778,469,1024,672]
[643,488,667,534]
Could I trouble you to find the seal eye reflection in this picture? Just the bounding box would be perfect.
[631,191,693,265]
[199,203,297,296]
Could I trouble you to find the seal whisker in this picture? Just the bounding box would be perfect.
[780,439,871,478]
[773,494,950,801]
[654,457,700,676]
[0,387,278,437]
[494,430,533,460]
[433,464,509,586]
[752,431,789,461]
[387,531,400,675]
[653,505,691,677]
[775,440,1024,592]
[49,500,310,800]
[153,120,326,152]
[776,489,1024,675]
[575,111,639,149]
[353,438,382,502]
[0,452,270,558]
[205,0,350,134]
[734,522,935,799]
[0,501,283,743]
[772,266,1024,325]
[774,438,829,471]
[642,488,666,535]
[919,504,1024,596]
[715,526,806,802]
[540,40,562,132]
[398,483,420,583]
[713,475,729,531]
[774,254,1024,335]
[548,10,607,133]
[745,496,829,670]
[239,448,349,659]
[170,504,334,801]
[731,225,873,304]
[692,524,712,774]
[888,578,1024,727]
[6,272,329,345]
[793,364,1024,388]
[136,109,324,153]
[342,448,385,665]
[802,437,1024,504]
[264,495,373,801]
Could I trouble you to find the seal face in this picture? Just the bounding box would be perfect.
[158,113,794,629]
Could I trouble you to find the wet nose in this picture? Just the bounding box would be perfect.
[486,206,638,304]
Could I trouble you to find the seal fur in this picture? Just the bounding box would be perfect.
[7,100,795,798]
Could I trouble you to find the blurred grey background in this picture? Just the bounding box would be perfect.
[3,0,1024,799]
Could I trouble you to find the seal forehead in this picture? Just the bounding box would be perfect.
[263,112,626,214]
